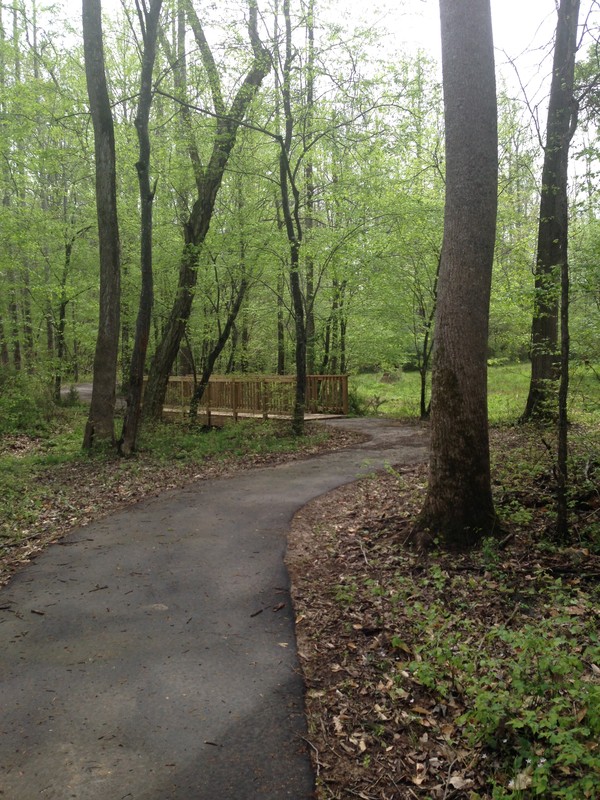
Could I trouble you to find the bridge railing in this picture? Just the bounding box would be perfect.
[157,374,348,420]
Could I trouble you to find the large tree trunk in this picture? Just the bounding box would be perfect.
[119,0,163,456]
[143,0,270,420]
[82,0,121,449]
[414,0,498,550]
[522,0,580,422]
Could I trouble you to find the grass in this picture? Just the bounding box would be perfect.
[351,361,600,424]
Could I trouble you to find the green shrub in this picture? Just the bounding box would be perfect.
[347,387,369,416]
[0,370,56,435]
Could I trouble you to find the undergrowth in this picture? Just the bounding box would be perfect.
[351,361,600,424]
[293,422,600,800]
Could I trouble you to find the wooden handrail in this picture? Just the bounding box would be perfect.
[149,374,348,418]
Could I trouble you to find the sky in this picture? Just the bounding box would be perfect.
[99,0,594,106]
[370,0,561,97]
[395,0,557,56]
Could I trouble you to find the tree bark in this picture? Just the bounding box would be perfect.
[414,0,498,550]
[522,0,580,422]
[0,315,8,367]
[276,268,286,374]
[7,269,21,370]
[304,0,316,375]
[53,238,72,403]
[82,0,121,449]
[555,230,570,542]
[119,0,163,456]
[281,0,306,435]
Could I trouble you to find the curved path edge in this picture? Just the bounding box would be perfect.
[0,419,428,800]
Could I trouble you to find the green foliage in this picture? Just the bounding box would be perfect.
[0,370,56,435]
[490,422,600,548]
[334,579,359,606]
[339,559,600,798]
[139,418,328,462]
[459,613,600,799]
[347,387,369,416]
[351,363,600,427]
[350,373,421,418]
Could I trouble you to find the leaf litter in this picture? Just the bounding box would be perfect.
[287,426,600,799]
[1,420,599,797]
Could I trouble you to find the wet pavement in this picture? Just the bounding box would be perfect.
[0,418,428,800]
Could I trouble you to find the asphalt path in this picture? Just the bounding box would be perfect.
[0,419,428,800]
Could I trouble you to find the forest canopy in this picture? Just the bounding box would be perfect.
[0,0,598,422]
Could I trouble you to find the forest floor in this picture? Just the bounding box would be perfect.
[1,418,599,798]
[288,425,600,799]
[0,421,361,587]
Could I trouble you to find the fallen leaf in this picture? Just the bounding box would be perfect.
[449,775,474,790]
[509,766,533,791]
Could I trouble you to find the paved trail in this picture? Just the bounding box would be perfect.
[0,419,427,800]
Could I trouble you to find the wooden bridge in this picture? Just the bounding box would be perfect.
[160,374,348,423]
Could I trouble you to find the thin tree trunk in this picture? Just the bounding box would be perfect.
[273,1,286,378]
[143,0,270,420]
[71,301,79,382]
[0,8,11,372]
[522,0,580,422]
[121,260,130,390]
[277,268,286,374]
[7,269,21,370]
[226,324,239,373]
[304,0,316,374]
[339,280,347,375]
[53,293,68,404]
[281,0,306,435]
[555,243,570,541]
[0,314,9,366]
[21,267,34,372]
[53,239,72,403]
[189,279,248,417]
[320,287,335,374]
[120,0,163,456]
[418,255,440,419]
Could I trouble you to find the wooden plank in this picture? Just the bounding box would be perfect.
[151,374,348,419]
